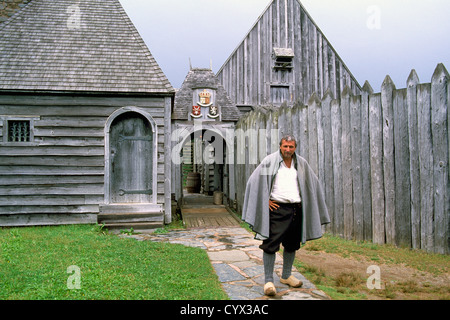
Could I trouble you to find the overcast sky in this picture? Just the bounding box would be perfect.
[118,0,450,90]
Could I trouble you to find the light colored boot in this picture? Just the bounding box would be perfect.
[280,275,303,288]
[263,282,277,296]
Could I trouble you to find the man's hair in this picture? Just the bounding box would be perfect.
[279,134,297,147]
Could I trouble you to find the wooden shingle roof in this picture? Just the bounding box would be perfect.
[0,0,174,94]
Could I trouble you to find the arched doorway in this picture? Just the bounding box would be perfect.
[104,107,158,205]
[182,129,226,195]
[172,123,235,206]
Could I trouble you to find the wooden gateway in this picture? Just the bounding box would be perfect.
[171,68,241,205]
[0,0,175,230]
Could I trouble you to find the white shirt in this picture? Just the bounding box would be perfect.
[270,160,301,203]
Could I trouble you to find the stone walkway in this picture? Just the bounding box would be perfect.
[124,226,330,300]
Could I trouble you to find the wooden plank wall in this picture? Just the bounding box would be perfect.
[0,94,167,226]
[217,0,361,107]
[234,64,449,254]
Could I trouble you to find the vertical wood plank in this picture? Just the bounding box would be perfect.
[369,93,385,244]
[322,39,330,97]
[316,93,325,188]
[301,8,309,104]
[293,2,302,103]
[417,83,434,252]
[164,97,172,223]
[351,93,364,241]
[298,102,309,162]
[407,70,421,249]
[431,64,449,254]
[278,103,287,137]
[331,98,343,237]
[291,102,300,147]
[285,103,293,135]
[317,32,324,98]
[341,86,353,240]
[394,88,412,247]
[308,93,319,175]
[271,109,280,154]
[321,90,334,232]
[328,49,336,100]
[381,75,396,245]
[361,81,374,241]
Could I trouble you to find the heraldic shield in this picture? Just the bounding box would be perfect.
[190,89,220,119]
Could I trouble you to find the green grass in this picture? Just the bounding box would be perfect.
[0,224,229,300]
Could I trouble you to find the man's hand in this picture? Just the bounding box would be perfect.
[269,200,280,211]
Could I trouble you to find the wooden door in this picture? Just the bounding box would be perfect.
[109,112,153,203]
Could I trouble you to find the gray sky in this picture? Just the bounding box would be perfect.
[119,0,450,90]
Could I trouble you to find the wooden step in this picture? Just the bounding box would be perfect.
[98,204,164,233]
[98,212,163,224]
[103,222,164,233]
[99,204,163,214]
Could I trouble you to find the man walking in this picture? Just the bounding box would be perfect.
[242,134,330,296]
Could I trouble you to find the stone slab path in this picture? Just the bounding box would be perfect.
[125,226,330,300]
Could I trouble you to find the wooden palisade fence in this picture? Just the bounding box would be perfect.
[234,64,449,254]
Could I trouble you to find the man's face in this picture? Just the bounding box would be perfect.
[280,140,296,160]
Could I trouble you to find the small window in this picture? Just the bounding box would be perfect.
[273,48,294,71]
[270,86,291,105]
[274,57,294,70]
[8,120,31,142]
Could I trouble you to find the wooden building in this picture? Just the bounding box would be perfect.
[0,0,175,230]
[171,68,241,205]
[217,0,361,108]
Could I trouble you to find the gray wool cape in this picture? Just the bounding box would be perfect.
[242,151,330,243]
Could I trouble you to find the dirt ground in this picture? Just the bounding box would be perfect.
[296,249,450,300]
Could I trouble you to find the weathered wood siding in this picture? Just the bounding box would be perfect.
[234,64,449,254]
[0,94,168,226]
[217,0,361,107]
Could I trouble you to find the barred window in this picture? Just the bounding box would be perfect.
[8,120,31,142]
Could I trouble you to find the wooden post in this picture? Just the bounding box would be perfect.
[321,89,334,233]
[431,63,449,254]
[341,86,353,240]
[279,103,288,137]
[350,92,363,241]
[270,108,280,154]
[369,93,385,244]
[381,75,396,245]
[308,93,320,176]
[298,102,309,162]
[417,83,434,252]
[407,70,421,249]
[164,96,172,224]
[291,102,301,151]
[284,103,293,136]
[331,98,343,237]
[361,81,374,241]
[394,88,412,248]
[316,94,325,190]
